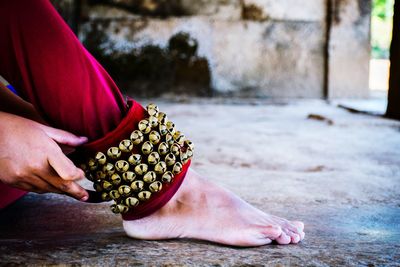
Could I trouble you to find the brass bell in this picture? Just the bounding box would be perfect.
[165,133,174,146]
[131,180,144,192]
[138,119,151,134]
[125,197,139,208]
[101,180,113,191]
[85,173,95,182]
[138,190,152,201]
[103,163,115,176]
[147,103,159,110]
[148,115,159,128]
[149,130,161,145]
[161,171,174,183]
[146,103,159,116]
[141,141,153,155]
[80,163,88,171]
[172,162,183,174]
[130,130,144,145]
[170,143,181,156]
[181,154,189,164]
[173,131,185,144]
[134,163,148,175]
[107,147,121,159]
[186,148,194,158]
[166,121,175,134]
[158,142,169,155]
[95,152,107,165]
[154,161,167,175]
[180,151,188,163]
[119,139,133,153]
[115,160,129,173]
[122,171,136,182]
[118,185,132,197]
[128,154,141,165]
[88,158,98,171]
[109,190,120,200]
[116,204,129,214]
[159,124,168,136]
[143,171,156,183]
[93,182,102,192]
[147,152,160,165]
[165,153,176,166]
[110,173,122,185]
[184,140,194,151]
[101,192,111,201]
[96,170,107,180]
[182,149,193,164]
[157,112,168,124]
[110,204,120,214]
[149,181,163,193]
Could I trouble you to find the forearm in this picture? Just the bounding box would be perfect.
[0,82,47,124]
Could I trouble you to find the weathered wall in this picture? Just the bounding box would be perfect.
[327,0,371,98]
[54,0,371,98]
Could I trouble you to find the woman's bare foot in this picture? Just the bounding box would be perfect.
[123,169,305,246]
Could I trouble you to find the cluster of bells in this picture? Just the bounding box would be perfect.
[80,103,194,214]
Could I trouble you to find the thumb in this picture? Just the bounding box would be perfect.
[38,124,88,147]
[48,148,86,181]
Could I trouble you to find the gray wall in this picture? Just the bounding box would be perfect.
[54,0,371,98]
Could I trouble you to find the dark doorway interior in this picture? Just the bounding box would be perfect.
[387,0,400,119]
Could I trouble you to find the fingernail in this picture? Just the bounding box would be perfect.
[80,195,89,202]
[80,136,88,143]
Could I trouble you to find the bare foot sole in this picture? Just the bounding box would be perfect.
[123,169,305,247]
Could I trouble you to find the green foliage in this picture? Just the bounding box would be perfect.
[371,0,394,59]
[372,0,394,19]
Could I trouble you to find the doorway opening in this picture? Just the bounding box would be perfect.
[369,0,394,97]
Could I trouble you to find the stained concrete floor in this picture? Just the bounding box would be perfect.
[1,99,399,266]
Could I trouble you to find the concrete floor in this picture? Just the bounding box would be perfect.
[1,99,399,266]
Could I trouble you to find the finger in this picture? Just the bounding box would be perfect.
[26,174,60,194]
[47,149,85,181]
[13,181,36,192]
[10,180,49,194]
[58,144,76,155]
[27,183,52,194]
[42,170,88,201]
[33,174,63,194]
[38,124,88,146]
[13,181,48,194]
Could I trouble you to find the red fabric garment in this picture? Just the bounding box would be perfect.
[0,0,126,140]
[0,0,188,216]
[0,183,26,209]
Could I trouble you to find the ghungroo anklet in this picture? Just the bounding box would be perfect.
[78,103,193,216]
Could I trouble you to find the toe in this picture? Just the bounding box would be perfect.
[283,228,301,244]
[275,232,291,245]
[299,231,305,240]
[291,221,305,241]
[292,221,304,232]
[288,231,301,244]
[262,225,282,240]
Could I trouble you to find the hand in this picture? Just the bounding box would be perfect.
[0,111,89,201]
